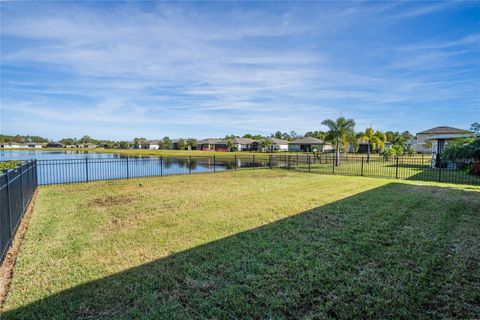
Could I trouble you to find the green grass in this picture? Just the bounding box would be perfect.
[292,159,480,185]
[2,170,480,319]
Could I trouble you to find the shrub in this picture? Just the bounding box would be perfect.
[444,138,479,161]
[0,160,22,171]
[469,161,480,176]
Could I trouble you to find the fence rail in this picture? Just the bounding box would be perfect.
[0,160,37,263]
[26,154,479,186]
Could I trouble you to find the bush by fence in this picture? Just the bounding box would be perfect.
[0,160,37,263]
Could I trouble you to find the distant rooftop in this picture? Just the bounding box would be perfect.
[417,126,470,135]
[290,137,324,144]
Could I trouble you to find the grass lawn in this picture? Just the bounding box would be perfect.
[2,170,480,319]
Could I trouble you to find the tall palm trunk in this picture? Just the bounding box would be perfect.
[335,139,340,166]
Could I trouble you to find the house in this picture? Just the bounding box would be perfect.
[356,138,391,153]
[0,143,23,148]
[197,139,228,151]
[26,143,44,148]
[252,138,289,152]
[76,143,97,148]
[232,138,256,151]
[46,142,65,148]
[288,137,333,152]
[143,140,160,149]
[415,126,471,153]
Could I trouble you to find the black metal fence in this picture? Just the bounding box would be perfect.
[35,155,274,185]
[31,154,479,186]
[281,154,480,185]
[0,160,38,263]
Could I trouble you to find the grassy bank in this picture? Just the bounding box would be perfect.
[2,171,479,318]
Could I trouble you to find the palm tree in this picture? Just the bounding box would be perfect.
[360,128,386,162]
[322,117,356,166]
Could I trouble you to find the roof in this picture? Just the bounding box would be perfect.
[417,126,471,135]
[198,138,226,144]
[425,133,479,141]
[232,137,256,144]
[146,140,160,144]
[290,137,324,145]
[268,138,290,145]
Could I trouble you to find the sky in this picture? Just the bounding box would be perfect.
[1,1,479,140]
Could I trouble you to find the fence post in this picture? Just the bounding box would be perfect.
[213,155,216,173]
[189,156,192,174]
[438,155,442,182]
[126,157,130,179]
[269,154,272,169]
[361,156,364,176]
[296,154,299,166]
[85,158,89,182]
[160,157,163,177]
[308,154,311,172]
[19,165,25,210]
[395,157,399,179]
[253,155,255,170]
[5,171,13,240]
[234,155,237,171]
[287,155,290,170]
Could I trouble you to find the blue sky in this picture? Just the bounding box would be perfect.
[1,1,479,140]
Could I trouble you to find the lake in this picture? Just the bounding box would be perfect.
[0,150,276,185]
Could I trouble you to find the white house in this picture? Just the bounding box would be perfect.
[267,138,289,152]
[232,138,256,151]
[288,137,333,152]
[143,140,160,149]
[0,143,23,148]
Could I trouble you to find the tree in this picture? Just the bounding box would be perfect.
[305,131,326,140]
[226,139,237,152]
[177,139,188,150]
[273,131,283,139]
[359,128,386,163]
[322,117,356,166]
[133,137,147,145]
[470,122,480,133]
[161,137,172,150]
[261,139,272,152]
[186,138,197,150]
[118,141,130,149]
[79,135,92,144]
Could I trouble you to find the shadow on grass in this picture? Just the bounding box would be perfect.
[3,183,480,319]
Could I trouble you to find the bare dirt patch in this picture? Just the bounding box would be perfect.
[90,195,137,208]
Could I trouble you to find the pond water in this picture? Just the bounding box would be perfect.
[0,150,121,161]
[0,150,276,185]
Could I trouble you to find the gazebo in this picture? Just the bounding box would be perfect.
[425,132,479,168]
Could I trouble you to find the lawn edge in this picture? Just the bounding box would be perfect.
[0,188,39,308]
